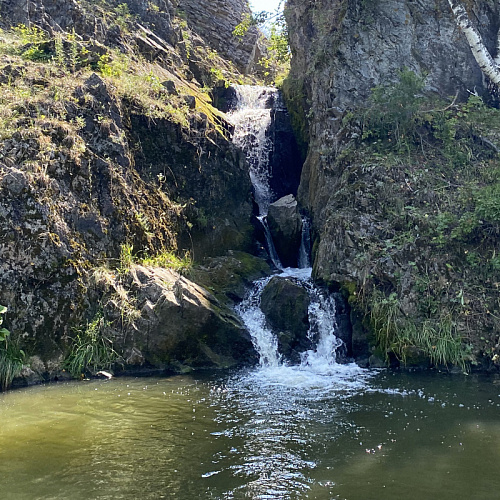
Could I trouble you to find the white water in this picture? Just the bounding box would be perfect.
[230,85,370,391]
[236,267,370,391]
[228,85,283,269]
[228,85,277,216]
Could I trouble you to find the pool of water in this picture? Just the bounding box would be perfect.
[1,368,499,499]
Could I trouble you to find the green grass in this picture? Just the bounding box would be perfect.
[0,343,25,391]
[119,243,192,273]
[140,251,192,272]
[65,312,120,378]
[369,288,471,371]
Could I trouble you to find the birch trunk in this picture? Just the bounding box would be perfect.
[447,0,500,86]
[495,25,500,67]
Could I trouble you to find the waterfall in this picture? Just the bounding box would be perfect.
[230,85,360,381]
[235,275,282,368]
[236,267,347,376]
[228,85,282,269]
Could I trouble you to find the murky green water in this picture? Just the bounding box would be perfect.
[1,368,499,499]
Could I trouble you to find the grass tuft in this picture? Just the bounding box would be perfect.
[65,311,120,378]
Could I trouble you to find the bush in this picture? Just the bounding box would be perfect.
[475,183,500,224]
[0,305,25,391]
[369,289,470,370]
[0,343,25,391]
[362,69,426,148]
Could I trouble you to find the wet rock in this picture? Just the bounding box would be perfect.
[403,347,431,369]
[190,251,271,304]
[124,347,145,366]
[260,276,310,362]
[15,367,42,386]
[267,195,303,268]
[368,353,387,369]
[268,98,303,200]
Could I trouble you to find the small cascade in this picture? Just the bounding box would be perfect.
[228,85,276,216]
[228,85,282,269]
[235,275,282,368]
[301,287,343,369]
[230,85,360,379]
[257,216,282,270]
[236,268,345,373]
[298,216,312,269]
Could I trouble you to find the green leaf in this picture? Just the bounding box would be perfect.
[0,305,7,314]
[0,327,10,341]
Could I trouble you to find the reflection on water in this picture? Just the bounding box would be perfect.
[0,370,500,499]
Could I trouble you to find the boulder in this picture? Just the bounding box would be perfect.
[260,276,310,362]
[190,251,271,304]
[267,194,303,268]
[104,265,257,371]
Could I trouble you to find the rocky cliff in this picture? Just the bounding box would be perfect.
[177,0,263,74]
[0,0,265,385]
[285,0,500,369]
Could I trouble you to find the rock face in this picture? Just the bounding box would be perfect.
[286,0,500,220]
[285,0,500,368]
[267,195,303,268]
[130,113,254,259]
[0,0,176,47]
[260,276,310,361]
[102,265,257,371]
[190,251,271,304]
[268,94,304,200]
[0,0,259,378]
[177,0,262,74]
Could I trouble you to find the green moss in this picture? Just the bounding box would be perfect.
[281,77,309,160]
[341,281,358,305]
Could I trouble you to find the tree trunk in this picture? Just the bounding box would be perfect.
[495,25,500,67]
[448,0,500,86]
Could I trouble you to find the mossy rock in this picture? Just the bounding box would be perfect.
[190,251,271,304]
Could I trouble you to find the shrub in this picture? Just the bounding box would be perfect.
[369,289,470,370]
[362,69,426,148]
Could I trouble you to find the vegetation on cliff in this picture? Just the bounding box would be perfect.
[321,71,500,370]
[0,0,262,388]
[283,0,500,371]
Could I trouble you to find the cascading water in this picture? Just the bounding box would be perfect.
[236,267,356,384]
[228,85,283,269]
[298,216,312,269]
[230,85,367,387]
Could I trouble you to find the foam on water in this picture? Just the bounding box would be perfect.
[230,85,373,397]
[236,265,373,395]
